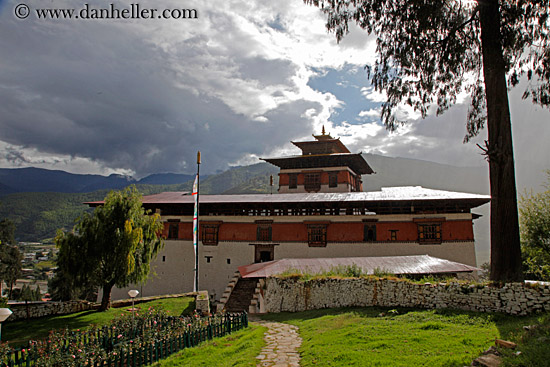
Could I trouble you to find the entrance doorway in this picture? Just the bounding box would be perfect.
[254,244,275,263]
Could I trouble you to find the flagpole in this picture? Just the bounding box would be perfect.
[195,151,201,292]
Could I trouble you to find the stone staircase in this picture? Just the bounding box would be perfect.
[224,278,259,313]
[216,271,241,313]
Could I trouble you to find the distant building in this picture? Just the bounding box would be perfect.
[93,130,489,304]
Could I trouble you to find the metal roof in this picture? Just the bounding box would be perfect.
[238,255,479,278]
[137,186,488,203]
[261,153,375,175]
[291,139,351,154]
[86,186,490,208]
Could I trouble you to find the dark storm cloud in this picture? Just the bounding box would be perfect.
[0,1,318,176]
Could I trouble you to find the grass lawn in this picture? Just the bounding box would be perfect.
[3,296,195,346]
[262,307,548,367]
[5,301,548,366]
[500,312,550,367]
[153,324,267,367]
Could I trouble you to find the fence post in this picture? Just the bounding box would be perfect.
[155,341,159,362]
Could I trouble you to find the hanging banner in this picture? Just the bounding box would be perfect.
[192,173,199,291]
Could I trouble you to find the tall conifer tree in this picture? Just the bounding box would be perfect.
[303,0,549,281]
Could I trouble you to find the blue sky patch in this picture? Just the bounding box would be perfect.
[307,63,383,127]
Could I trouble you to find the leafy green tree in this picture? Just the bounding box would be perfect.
[55,186,164,311]
[1,245,22,299]
[49,265,97,301]
[520,172,550,280]
[303,0,549,281]
[19,284,33,301]
[0,218,18,297]
[0,219,16,245]
[34,284,42,301]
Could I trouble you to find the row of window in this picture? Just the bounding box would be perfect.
[166,222,443,245]
[288,171,363,192]
[288,172,339,191]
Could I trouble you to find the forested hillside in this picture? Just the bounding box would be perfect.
[0,185,184,241]
[0,164,279,241]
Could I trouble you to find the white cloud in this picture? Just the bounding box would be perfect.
[358,109,381,118]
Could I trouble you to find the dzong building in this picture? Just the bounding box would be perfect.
[99,129,489,307]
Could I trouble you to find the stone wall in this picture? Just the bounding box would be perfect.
[6,300,95,322]
[264,277,550,315]
[5,293,208,323]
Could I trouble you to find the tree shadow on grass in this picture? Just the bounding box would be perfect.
[259,306,418,323]
[4,310,102,346]
[180,301,195,316]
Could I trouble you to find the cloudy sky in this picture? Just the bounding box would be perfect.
[0,0,549,190]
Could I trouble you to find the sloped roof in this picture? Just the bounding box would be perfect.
[261,153,374,174]
[291,138,351,154]
[87,186,489,206]
[238,255,479,278]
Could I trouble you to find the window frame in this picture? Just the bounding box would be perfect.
[328,172,338,188]
[307,224,327,247]
[256,225,272,241]
[288,173,298,189]
[304,172,321,192]
[202,224,219,246]
[364,224,377,242]
[417,223,442,244]
[167,220,180,240]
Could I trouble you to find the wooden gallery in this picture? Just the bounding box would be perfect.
[102,131,489,310]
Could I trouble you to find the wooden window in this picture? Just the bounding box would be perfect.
[202,225,219,246]
[364,225,376,242]
[167,220,179,239]
[289,174,298,189]
[418,223,442,244]
[353,175,361,192]
[329,172,338,188]
[304,172,321,192]
[308,224,327,247]
[257,225,272,241]
[389,230,398,241]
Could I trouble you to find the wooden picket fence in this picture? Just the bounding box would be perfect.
[1,312,248,367]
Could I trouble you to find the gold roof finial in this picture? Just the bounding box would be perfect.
[312,125,332,140]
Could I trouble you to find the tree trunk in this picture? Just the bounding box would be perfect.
[479,0,523,282]
[99,282,115,311]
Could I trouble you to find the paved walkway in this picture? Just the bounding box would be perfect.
[251,317,302,367]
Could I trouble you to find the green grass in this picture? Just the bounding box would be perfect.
[3,296,195,346]
[153,324,267,367]
[262,307,547,367]
[500,313,550,367]
[6,300,548,366]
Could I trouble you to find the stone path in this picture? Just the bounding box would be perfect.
[252,317,302,367]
